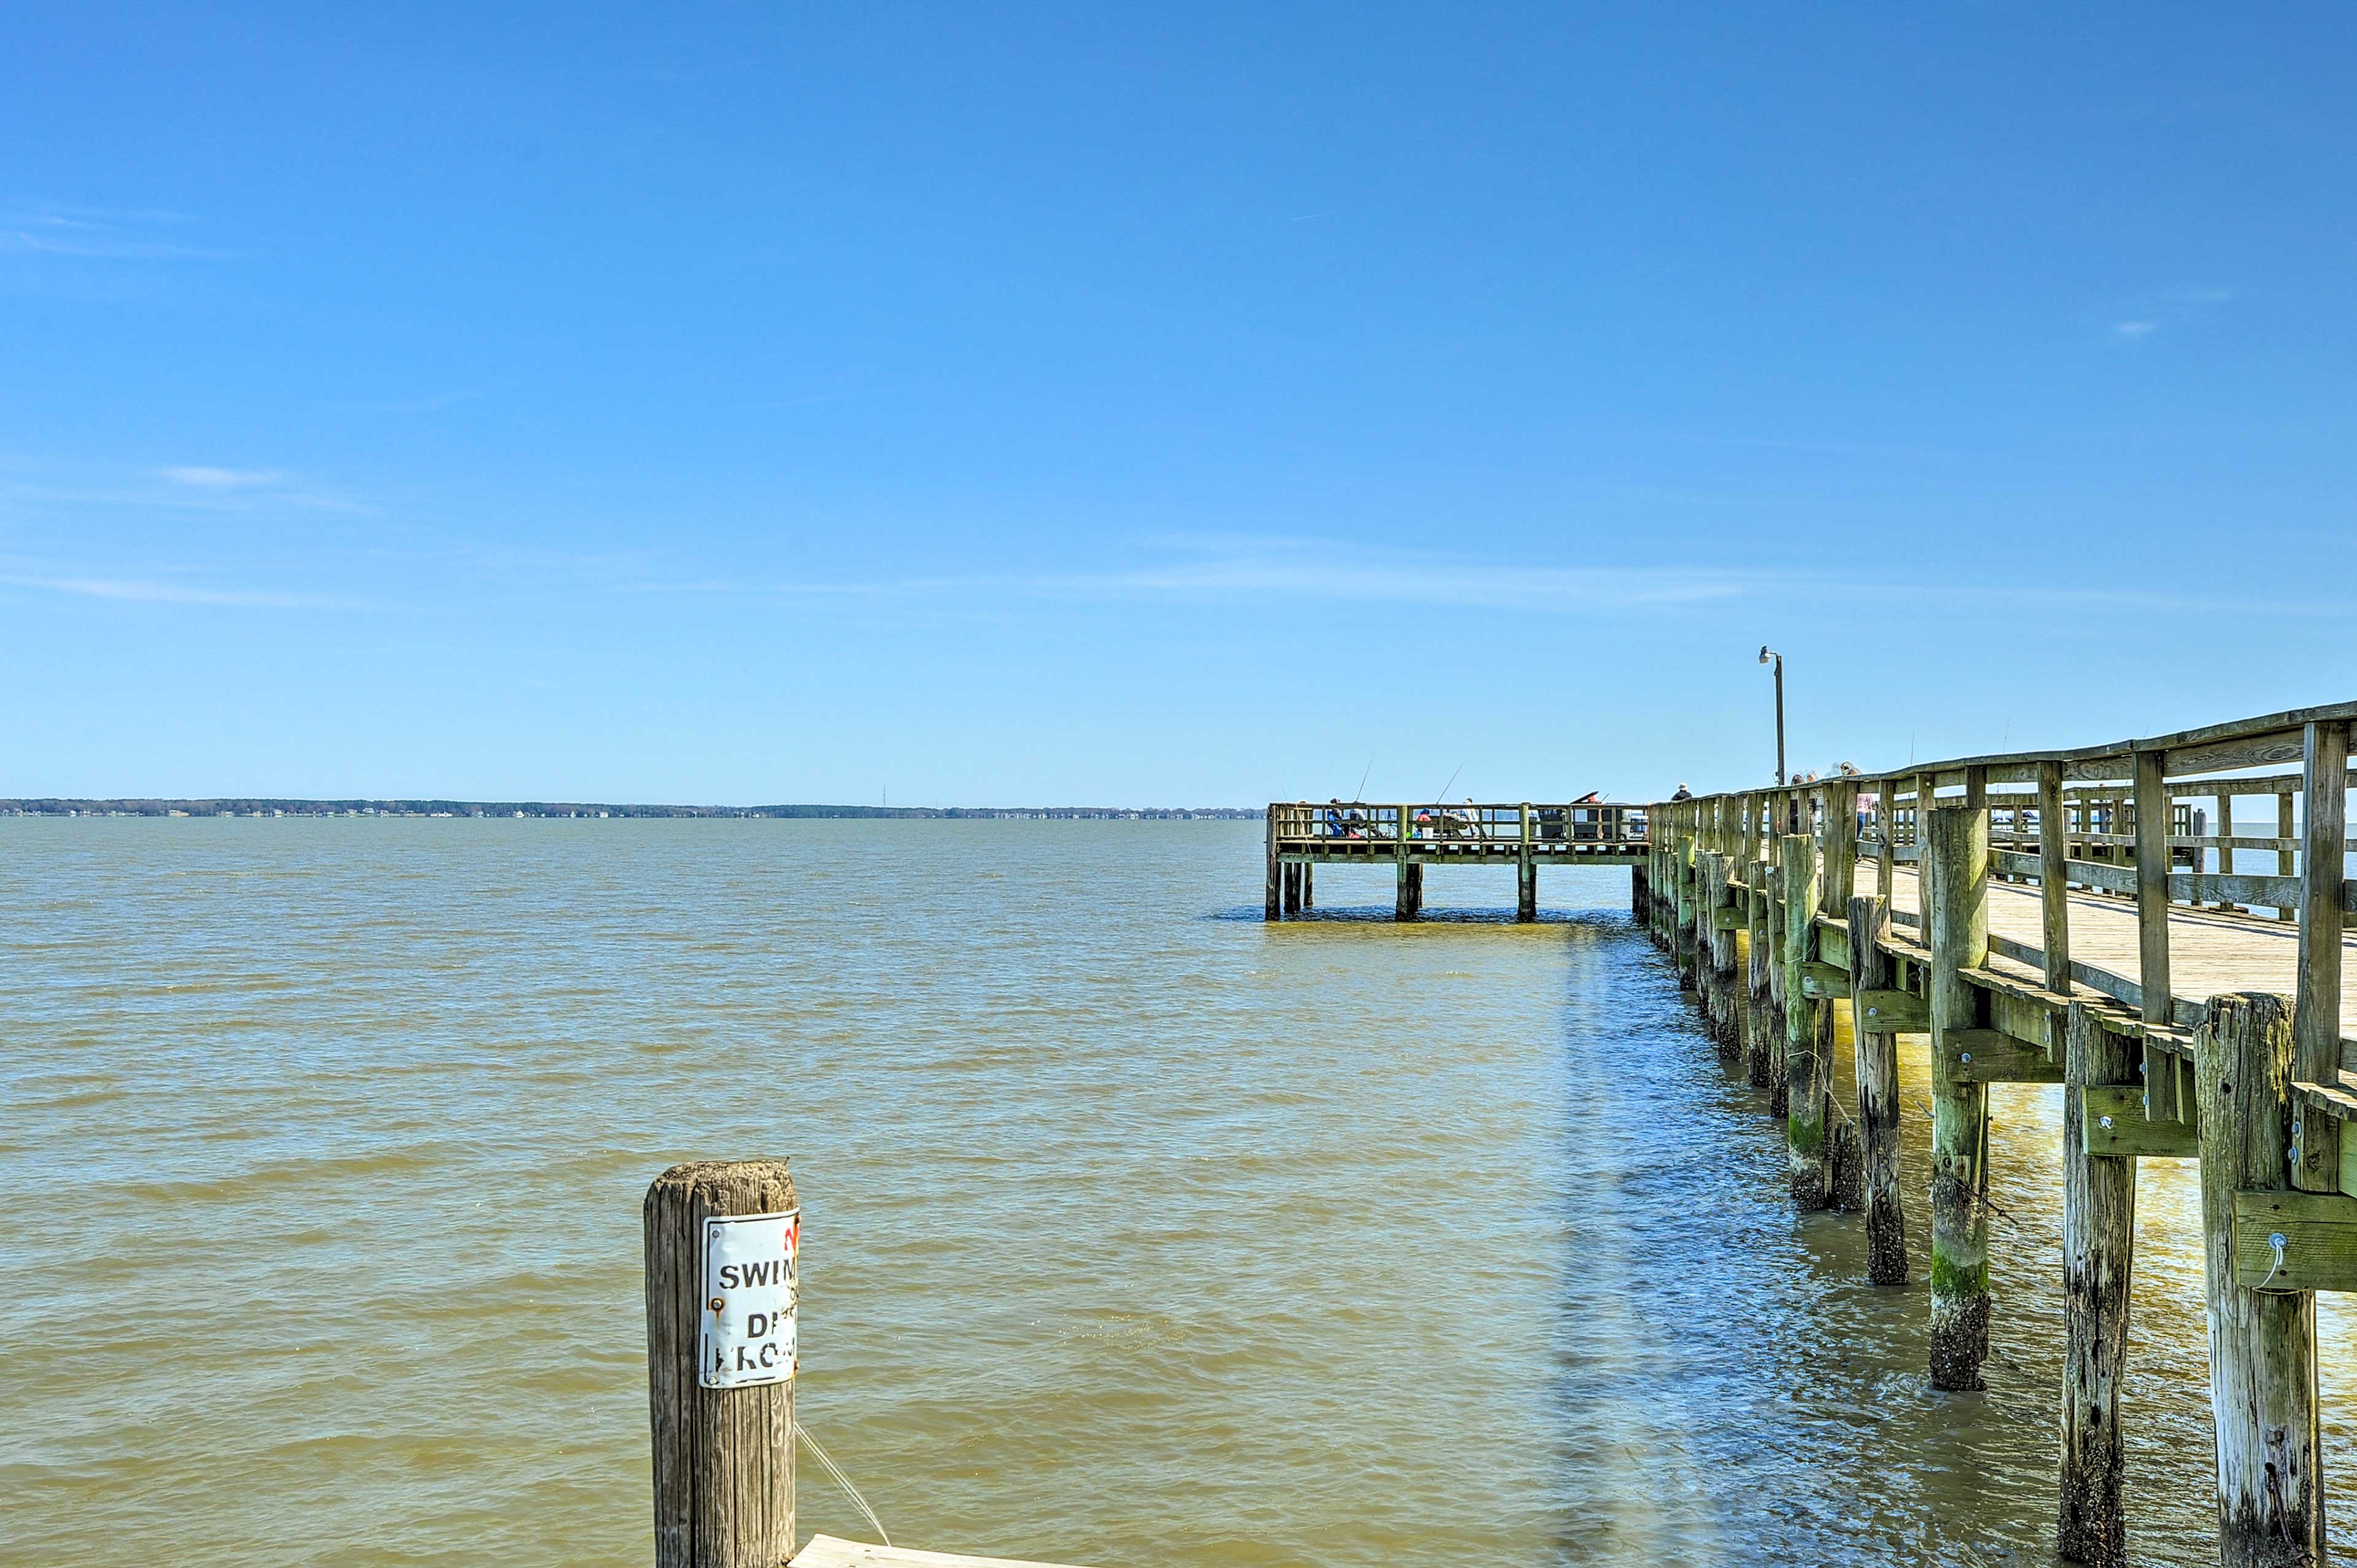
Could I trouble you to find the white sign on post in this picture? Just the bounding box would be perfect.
[700,1208,799,1389]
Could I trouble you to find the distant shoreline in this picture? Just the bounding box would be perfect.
[0,798,1256,821]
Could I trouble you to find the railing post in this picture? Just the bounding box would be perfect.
[1926,800,1992,1391]
[2193,992,2323,1566]
[2059,1000,2136,1565]
[1675,808,1698,985]
[2038,761,2072,994]
[646,1159,799,1568]
[2293,719,2347,1192]
[2277,788,2298,921]
[1781,831,1829,1208]
[2133,751,2178,1120]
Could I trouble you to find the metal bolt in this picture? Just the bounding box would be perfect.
[708,1297,725,1313]
[2099,1115,2115,1129]
[1960,1052,1973,1063]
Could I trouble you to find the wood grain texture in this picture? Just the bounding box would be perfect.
[1849,893,1906,1284]
[1925,804,1991,1392]
[792,1537,1094,1568]
[2294,720,2347,1192]
[647,1159,798,1568]
[2059,1002,2137,1567]
[1782,833,1829,1208]
[2193,993,2322,1568]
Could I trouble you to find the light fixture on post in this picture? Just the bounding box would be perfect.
[1759,646,1789,830]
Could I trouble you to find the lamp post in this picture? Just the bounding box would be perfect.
[1759,646,1789,830]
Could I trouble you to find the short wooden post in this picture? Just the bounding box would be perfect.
[1782,832,1829,1207]
[2193,993,2323,1567]
[2292,719,2347,1192]
[1631,862,1648,922]
[1926,801,1992,1391]
[2059,1001,2136,1566]
[646,1159,799,1568]
[1849,892,1906,1283]
[1264,808,1280,921]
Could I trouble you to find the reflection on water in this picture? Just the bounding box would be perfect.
[1,820,2350,1565]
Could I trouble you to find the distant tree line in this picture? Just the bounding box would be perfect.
[0,798,1260,821]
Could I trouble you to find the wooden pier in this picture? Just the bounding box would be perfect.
[1263,800,1647,921]
[1625,700,2357,1567]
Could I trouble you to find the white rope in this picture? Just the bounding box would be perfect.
[795,1419,891,1548]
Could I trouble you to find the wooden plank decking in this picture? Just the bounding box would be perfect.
[792,1536,1095,1568]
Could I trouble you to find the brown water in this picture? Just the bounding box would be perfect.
[3,818,2353,1566]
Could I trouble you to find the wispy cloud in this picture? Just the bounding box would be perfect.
[2105,285,2233,344]
[0,204,229,261]
[160,465,284,489]
[0,573,358,609]
[637,537,1765,614]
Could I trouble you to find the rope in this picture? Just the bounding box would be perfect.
[795,1419,891,1548]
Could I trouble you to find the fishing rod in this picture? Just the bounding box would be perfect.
[1353,755,1374,803]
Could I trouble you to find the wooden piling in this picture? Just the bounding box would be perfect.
[1848,892,1906,1283]
[1517,803,1538,922]
[1281,861,1301,916]
[1747,847,1776,1090]
[1675,817,1698,986]
[1820,781,1863,1212]
[1708,853,1740,1057]
[1766,860,1790,1116]
[2059,1000,2136,1566]
[1782,832,1830,1208]
[646,1160,799,1568]
[1299,862,1313,910]
[2038,761,2072,994]
[1263,811,1280,922]
[1925,801,1992,1391]
[2193,992,2323,1567]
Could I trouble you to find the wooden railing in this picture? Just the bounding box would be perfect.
[1639,698,2357,1561]
[1268,800,1648,848]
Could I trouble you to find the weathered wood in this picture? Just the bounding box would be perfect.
[2231,1189,2357,1293]
[1941,1027,2065,1084]
[1630,863,1647,922]
[1281,861,1301,916]
[2278,790,2298,922]
[1850,892,1906,1283]
[1857,989,1930,1033]
[1263,812,1280,921]
[1674,822,1697,981]
[2192,992,2323,1567]
[1783,833,1829,1208]
[1800,960,1851,1000]
[647,1160,798,1568]
[2038,760,2073,992]
[2294,719,2347,1191]
[2081,1085,2201,1157]
[1926,803,1992,1391]
[792,1537,1096,1568]
[1767,863,1790,1116]
[1709,855,1741,1052]
[2059,1000,2136,1567]
[1746,868,1776,1091]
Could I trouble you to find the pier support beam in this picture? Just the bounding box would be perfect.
[1849,892,1906,1284]
[1674,822,1698,986]
[1767,862,1789,1117]
[1281,862,1301,916]
[2059,1000,2136,1566]
[1630,864,1647,923]
[1926,801,1992,1391]
[1782,833,1829,1208]
[1264,812,1280,922]
[2193,992,2322,1567]
[1517,857,1537,923]
[1706,855,1738,1059]
[1394,860,1422,921]
[1299,863,1313,911]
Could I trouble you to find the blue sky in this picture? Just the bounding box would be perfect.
[6,6,2353,805]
